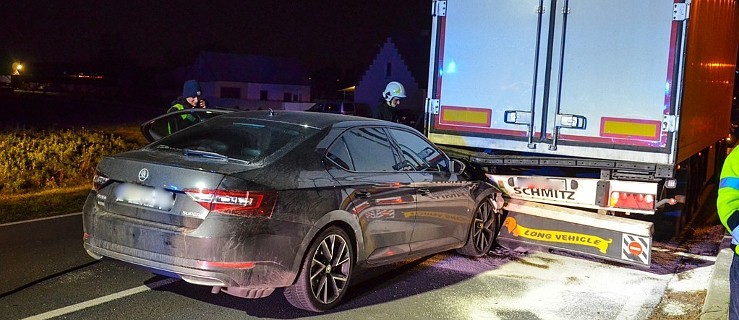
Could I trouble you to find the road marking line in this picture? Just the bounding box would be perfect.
[22,278,178,320]
[673,251,717,262]
[0,212,81,227]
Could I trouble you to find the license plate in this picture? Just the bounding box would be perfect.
[114,183,175,211]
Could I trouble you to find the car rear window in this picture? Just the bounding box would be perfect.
[148,116,320,163]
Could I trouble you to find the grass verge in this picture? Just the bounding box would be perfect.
[0,124,146,225]
[0,186,90,224]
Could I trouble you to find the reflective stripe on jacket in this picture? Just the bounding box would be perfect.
[167,103,188,119]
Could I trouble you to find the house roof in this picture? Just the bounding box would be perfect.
[184,52,310,85]
[387,34,431,87]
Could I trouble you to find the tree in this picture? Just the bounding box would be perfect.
[0,49,11,75]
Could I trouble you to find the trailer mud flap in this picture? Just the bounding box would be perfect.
[498,199,653,267]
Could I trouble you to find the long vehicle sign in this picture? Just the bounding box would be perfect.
[498,199,653,267]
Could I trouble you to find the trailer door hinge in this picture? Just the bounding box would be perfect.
[662,115,678,132]
[426,98,441,115]
[433,1,447,17]
[673,3,690,21]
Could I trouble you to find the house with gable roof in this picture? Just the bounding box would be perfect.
[354,35,430,121]
[176,51,312,110]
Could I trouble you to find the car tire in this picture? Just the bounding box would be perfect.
[284,226,354,312]
[456,196,500,257]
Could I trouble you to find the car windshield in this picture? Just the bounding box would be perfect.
[147,116,320,163]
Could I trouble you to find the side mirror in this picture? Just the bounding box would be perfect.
[450,159,466,174]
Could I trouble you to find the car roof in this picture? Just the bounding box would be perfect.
[219,110,406,130]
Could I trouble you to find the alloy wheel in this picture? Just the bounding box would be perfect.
[472,198,497,252]
[309,233,351,305]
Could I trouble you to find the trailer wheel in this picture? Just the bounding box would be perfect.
[457,196,499,257]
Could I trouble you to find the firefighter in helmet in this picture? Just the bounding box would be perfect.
[374,81,406,122]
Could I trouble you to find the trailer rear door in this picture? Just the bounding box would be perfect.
[427,0,682,164]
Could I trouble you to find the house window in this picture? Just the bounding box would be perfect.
[220,87,241,99]
[386,62,392,77]
[283,92,292,102]
[293,94,299,101]
[260,90,268,101]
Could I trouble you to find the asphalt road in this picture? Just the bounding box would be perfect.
[0,212,725,320]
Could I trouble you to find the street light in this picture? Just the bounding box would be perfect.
[12,62,22,75]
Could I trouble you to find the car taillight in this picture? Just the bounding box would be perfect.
[609,191,654,210]
[184,189,277,218]
[92,171,110,191]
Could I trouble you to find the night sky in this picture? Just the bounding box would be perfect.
[1,1,432,73]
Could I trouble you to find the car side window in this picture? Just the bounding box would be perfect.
[326,136,354,171]
[388,128,448,172]
[336,127,399,172]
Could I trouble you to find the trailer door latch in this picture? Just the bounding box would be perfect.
[504,110,532,125]
[555,114,587,129]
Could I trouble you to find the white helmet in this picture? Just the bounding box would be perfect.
[383,81,406,102]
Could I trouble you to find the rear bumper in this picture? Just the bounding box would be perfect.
[82,200,309,290]
[84,238,295,289]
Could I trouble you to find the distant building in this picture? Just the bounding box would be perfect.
[354,36,430,118]
[176,52,312,110]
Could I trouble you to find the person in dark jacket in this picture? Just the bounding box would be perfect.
[373,81,406,122]
[168,80,207,112]
[718,147,739,320]
[167,80,207,134]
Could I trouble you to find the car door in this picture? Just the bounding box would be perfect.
[386,128,474,253]
[324,126,417,264]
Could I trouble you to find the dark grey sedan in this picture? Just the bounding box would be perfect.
[82,109,502,311]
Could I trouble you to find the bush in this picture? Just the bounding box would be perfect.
[0,129,143,194]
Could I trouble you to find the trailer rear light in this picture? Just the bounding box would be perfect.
[184,189,277,218]
[609,191,654,210]
[665,179,677,189]
[92,171,110,191]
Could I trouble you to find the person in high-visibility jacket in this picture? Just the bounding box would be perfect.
[167,80,207,134]
[717,148,739,320]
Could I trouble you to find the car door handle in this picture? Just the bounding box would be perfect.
[355,191,371,199]
[418,188,431,196]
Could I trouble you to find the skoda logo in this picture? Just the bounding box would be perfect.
[138,168,150,182]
